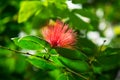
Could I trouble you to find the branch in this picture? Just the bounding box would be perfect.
[0,45,42,58]
[66,67,89,80]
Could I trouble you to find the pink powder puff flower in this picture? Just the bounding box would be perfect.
[41,20,77,49]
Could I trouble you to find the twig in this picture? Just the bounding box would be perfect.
[66,67,89,80]
[0,45,42,58]
[98,40,106,56]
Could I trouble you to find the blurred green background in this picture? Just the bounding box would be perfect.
[0,0,120,80]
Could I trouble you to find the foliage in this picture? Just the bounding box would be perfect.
[0,0,120,80]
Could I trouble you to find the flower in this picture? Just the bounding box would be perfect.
[41,20,77,49]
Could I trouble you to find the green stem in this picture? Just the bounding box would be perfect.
[98,40,106,56]
[0,45,43,58]
[66,67,89,80]
[43,46,52,60]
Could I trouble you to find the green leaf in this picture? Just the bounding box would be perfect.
[5,57,15,72]
[55,47,87,60]
[12,36,50,50]
[18,1,41,23]
[58,56,89,73]
[72,0,87,4]
[93,48,120,72]
[92,61,102,74]
[72,9,99,29]
[12,37,19,46]
[97,53,120,71]
[58,73,75,80]
[77,37,97,56]
[36,7,53,19]
[15,55,27,73]
[69,12,93,30]
[50,56,64,67]
[101,47,120,56]
[28,57,56,70]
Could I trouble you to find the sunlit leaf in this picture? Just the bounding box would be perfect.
[18,1,41,23]
[12,36,50,50]
[28,56,56,70]
[50,56,64,67]
[12,37,19,46]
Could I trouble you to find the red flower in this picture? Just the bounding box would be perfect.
[41,20,77,49]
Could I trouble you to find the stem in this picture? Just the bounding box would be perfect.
[44,47,48,53]
[76,47,89,59]
[98,40,106,56]
[43,45,52,60]
[66,67,89,80]
[0,45,42,58]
